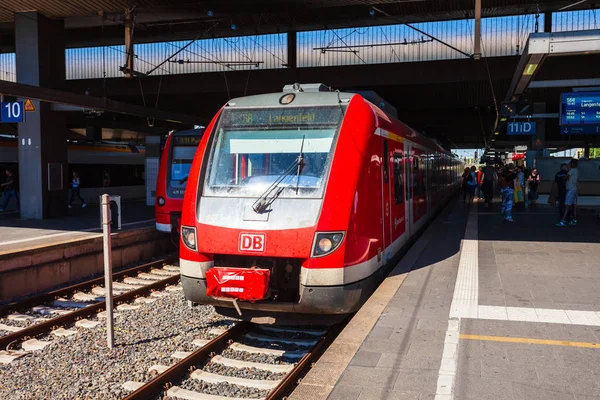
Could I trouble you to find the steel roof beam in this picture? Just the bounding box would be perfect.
[486,29,600,155]
[505,29,600,103]
[0,80,202,125]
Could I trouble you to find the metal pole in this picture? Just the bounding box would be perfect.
[124,8,134,79]
[474,0,482,60]
[102,194,115,349]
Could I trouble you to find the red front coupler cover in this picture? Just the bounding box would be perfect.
[205,267,270,301]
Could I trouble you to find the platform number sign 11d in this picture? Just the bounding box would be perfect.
[0,101,24,123]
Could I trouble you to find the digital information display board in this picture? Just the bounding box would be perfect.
[560,92,600,125]
[173,136,201,146]
[222,107,343,127]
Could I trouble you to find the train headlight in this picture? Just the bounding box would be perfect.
[312,232,344,257]
[181,226,197,250]
[157,196,166,206]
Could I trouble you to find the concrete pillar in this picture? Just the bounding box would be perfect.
[287,31,297,70]
[145,136,161,206]
[544,12,552,33]
[15,12,67,219]
[584,143,590,158]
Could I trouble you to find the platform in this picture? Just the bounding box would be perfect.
[290,197,600,400]
[0,200,155,254]
[0,201,172,303]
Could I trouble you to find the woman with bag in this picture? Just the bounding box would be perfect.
[528,168,540,204]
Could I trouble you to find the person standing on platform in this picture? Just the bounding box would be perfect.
[557,159,579,227]
[480,162,496,208]
[527,168,540,204]
[467,166,478,203]
[499,164,517,223]
[69,171,87,209]
[461,167,471,204]
[554,163,570,220]
[476,166,484,199]
[0,169,19,212]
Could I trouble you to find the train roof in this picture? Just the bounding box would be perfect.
[224,83,457,158]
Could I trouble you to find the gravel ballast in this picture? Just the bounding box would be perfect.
[0,287,237,400]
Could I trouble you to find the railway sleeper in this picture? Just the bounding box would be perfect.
[244,332,318,347]
[0,350,29,364]
[190,370,281,391]
[167,386,263,400]
[210,355,294,374]
[229,342,306,359]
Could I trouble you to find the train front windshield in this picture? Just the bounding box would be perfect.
[169,135,201,197]
[204,106,343,199]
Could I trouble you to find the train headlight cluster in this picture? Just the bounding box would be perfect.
[157,196,165,206]
[312,232,344,257]
[181,226,197,250]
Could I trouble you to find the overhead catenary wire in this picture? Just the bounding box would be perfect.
[145,20,222,76]
[371,6,473,59]
[244,13,262,96]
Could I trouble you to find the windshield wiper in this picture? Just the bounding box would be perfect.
[179,176,188,184]
[252,136,305,214]
[294,135,306,195]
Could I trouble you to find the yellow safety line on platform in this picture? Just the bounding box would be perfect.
[460,334,600,349]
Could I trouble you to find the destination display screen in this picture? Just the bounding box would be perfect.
[173,136,201,146]
[222,107,343,127]
[560,92,600,125]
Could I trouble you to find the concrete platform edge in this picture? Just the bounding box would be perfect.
[0,226,173,303]
[287,201,450,400]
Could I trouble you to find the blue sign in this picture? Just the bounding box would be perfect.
[560,92,600,125]
[0,101,24,123]
[507,122,536,135]
[561,125,600,135]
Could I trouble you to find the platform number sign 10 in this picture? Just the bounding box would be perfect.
[0,101,24,123]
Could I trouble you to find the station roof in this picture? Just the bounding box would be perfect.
[0,0,596,46]
[1,0,598,149]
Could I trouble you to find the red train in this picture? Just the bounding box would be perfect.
[155,128,205,236]
[179,84,463,319]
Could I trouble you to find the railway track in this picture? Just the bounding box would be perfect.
[0,256,179,363]
[121,320,345,400]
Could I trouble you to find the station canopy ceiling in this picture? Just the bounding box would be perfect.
[0,0,596,43]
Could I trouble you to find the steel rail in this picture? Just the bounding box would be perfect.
[265,318,349,400]
[123,321,251,400]
[0,255,176,316]
[0,272,180,349]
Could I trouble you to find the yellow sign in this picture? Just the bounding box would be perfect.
[24,98,35,112]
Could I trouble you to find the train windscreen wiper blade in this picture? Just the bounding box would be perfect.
[253,137,305,213]
[294,135,306,195]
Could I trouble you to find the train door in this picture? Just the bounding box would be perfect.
[412,147,428,231]
[381,135,392,264]
[389,137,406,255]
[405,141,414,236]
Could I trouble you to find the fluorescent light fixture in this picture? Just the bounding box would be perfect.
[523,63,538,76]
[500,117,507,122]
[494,131,500,135]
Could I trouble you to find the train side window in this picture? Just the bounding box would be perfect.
[413,156,419,197]
[393,152,403,204]
[383,139,389,184]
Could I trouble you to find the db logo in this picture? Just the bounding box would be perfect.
[239,233,266,252]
